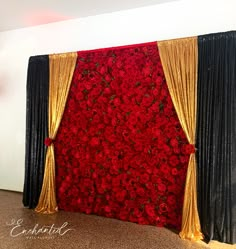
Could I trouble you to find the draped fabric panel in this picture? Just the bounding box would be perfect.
[196,31,236,244]
[158,37,203,241]
[23,31,236,244]
[23,55,49,208]
[35,52,78,214]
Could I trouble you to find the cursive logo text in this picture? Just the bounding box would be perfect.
[6,219,73,238]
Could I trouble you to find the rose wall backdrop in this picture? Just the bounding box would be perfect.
[54,43,191,230]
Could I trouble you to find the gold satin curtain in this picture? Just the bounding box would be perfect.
[158,38,203,241]
[35,52,78,214]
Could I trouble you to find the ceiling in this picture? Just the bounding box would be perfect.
[0,0,178,32]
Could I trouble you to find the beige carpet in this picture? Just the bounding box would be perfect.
[0,190,234,249]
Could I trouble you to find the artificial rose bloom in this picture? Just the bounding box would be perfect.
[169,155,179,167]
[145,204,156,217]
[183,144,196,154]
[167,195,177,206]
[140,173,150,184]
[170,138,179,147]
[159,203,169,214]
[115,190,127,202]
[90,137,100,146]
[157,183,166,192]
[171,168,178,176]
[136,187,145,197]
[104,87,111,95]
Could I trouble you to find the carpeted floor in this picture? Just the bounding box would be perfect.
[0,190,234,249]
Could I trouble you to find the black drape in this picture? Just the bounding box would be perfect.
[23,55,49,208]
[196,31,236,244]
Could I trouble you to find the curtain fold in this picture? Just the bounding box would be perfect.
[158,37,203,241]
[23,55,49,208]
[196,31,236,244]
[35,52,78,214]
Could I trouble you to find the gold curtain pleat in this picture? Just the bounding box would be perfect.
[158,38,203,241]
[35,52,77,214]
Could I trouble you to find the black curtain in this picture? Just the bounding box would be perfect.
[196,31,236,244]
[23,55,49,208]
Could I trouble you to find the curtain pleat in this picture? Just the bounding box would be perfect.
[196,31,236,244]
[35,52,78,214]
[158,37,203,241]
[23,55,49,208]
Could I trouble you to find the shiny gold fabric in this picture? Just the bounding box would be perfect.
[158,38,203,241]
[35,52,77,214]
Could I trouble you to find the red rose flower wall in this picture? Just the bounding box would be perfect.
[54,42,191,230]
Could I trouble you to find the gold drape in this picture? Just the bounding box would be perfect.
[158,38,203,240]
[35,52,77,214]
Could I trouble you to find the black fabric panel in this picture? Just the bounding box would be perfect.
[196,31,236,244]
[23,55,49,209]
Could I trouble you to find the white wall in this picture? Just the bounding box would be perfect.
[0,0,235,192]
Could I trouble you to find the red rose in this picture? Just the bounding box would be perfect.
[105,75,111,82]
[116,190,127,202]
[150,192,158,202]
[104,87,111,95]
[136,187,145,196]
[107,57,114,66]
[85,208,92,214]
[116,60,123,69]
[180,156,189,164]
[75,92,84,101]
[124,200,136,209]
[171,168,178,176]
[151,174,158,184]
[167,195,177,206]
[100,66,106,75]
[158,216,167,227]
[119,70,125,77]
[143,66,151,76]
[138,217,149,225]
[129,190,136,199]
[73,168,79,175]
[44,137,53,146]
[152,127,161,136]
[140,173,150,184]
[168,184,181,194]
[145,204,156,217]
[157,183,166,192]
[133,208,143,218]
[91,86,102,96]
[79,101,87,109]
[88,196,94,203]
[112,177,120,187]
[97,187,105,194]
[141,95,154,107]
[119,209,129,220]
[173,147,180,154]
[169,155,179,167]
[183,144,196,154]
[156,76,163,86]
[160,164,170,175]
[170,138,178,147]
[145,182,153,189]
[152,88,159,96]
[90,137,100,146]
[159,203,168,214]
[160,88,168,97]
[104,206,111,213]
